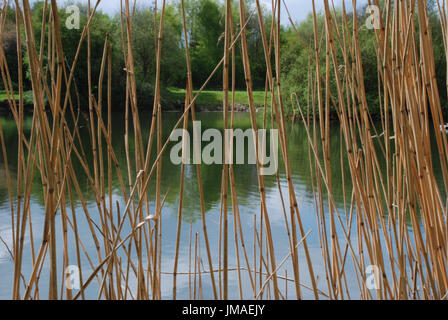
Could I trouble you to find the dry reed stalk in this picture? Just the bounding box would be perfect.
[172,83,190,299]
[228,13,250,293]
[238,0,280,300]
[221,0,232,301]
[193,232,198,299]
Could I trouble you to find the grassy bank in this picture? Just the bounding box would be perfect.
[166,87,271,108]
[0,90,10,103]
[0,90,34,106]
[1,88,272,112]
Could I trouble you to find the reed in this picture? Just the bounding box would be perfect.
[0,0,447,300]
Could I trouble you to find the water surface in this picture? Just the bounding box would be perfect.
[0,111,444,299]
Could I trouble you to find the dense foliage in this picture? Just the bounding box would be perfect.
[1,0,447,112]
[280,1,447,114]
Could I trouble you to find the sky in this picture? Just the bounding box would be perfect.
[50,0,369,25]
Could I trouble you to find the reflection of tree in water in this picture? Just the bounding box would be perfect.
[283,122,354,207]
[0,112,370,216]
[0,113,268,221]
[1,113,445,223]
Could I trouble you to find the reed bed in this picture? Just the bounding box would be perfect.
[0,0,446,300]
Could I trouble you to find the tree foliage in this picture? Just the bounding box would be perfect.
[1,1,447,113]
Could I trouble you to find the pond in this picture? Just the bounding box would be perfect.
[0,111,445,299]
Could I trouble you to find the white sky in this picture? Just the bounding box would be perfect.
[49,0,369,25]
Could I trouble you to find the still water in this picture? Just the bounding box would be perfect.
[0,111,444,299]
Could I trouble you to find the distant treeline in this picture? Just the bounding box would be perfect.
[1,0,447,112]
[280,0,447,114]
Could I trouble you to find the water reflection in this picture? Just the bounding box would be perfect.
[0,112,445,299]
[0,112,360,214]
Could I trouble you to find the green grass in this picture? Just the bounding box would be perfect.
[166,87,271,108]
[2,88,272,111]
[0,90,34,105]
